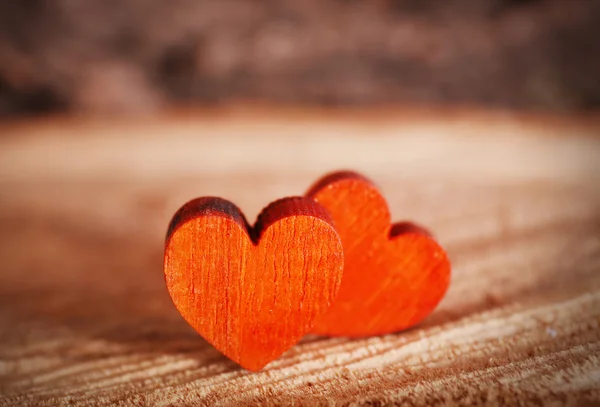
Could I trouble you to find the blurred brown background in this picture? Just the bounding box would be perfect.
[1,0,599,117]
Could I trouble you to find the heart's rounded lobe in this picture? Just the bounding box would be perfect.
[307,171,451,337]
[164,197,344,371]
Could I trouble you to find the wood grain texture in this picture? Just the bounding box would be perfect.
[307,171,451,337]
[0,109,599,406]
[164,196,343,371]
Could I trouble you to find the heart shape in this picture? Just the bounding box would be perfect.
[307,171,451,337]
[164,196,344,370]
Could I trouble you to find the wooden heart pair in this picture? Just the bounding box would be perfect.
[164,171,450,371]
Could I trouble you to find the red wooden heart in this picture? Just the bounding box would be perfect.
[164,197,344,370]
[307,171,451,337]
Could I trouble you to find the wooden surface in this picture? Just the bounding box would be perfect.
[0,109,599,406]
[165,196,343,371]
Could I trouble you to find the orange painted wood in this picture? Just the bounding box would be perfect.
[307,171,451,337]
[163,196,344,371]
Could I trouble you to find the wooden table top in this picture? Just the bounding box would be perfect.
[0,109,599,406]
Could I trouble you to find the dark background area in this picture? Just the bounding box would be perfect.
[0,0,599,117]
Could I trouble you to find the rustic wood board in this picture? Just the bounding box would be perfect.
[0,110,599,406]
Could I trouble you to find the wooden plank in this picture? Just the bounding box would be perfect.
[0,110,599,406]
